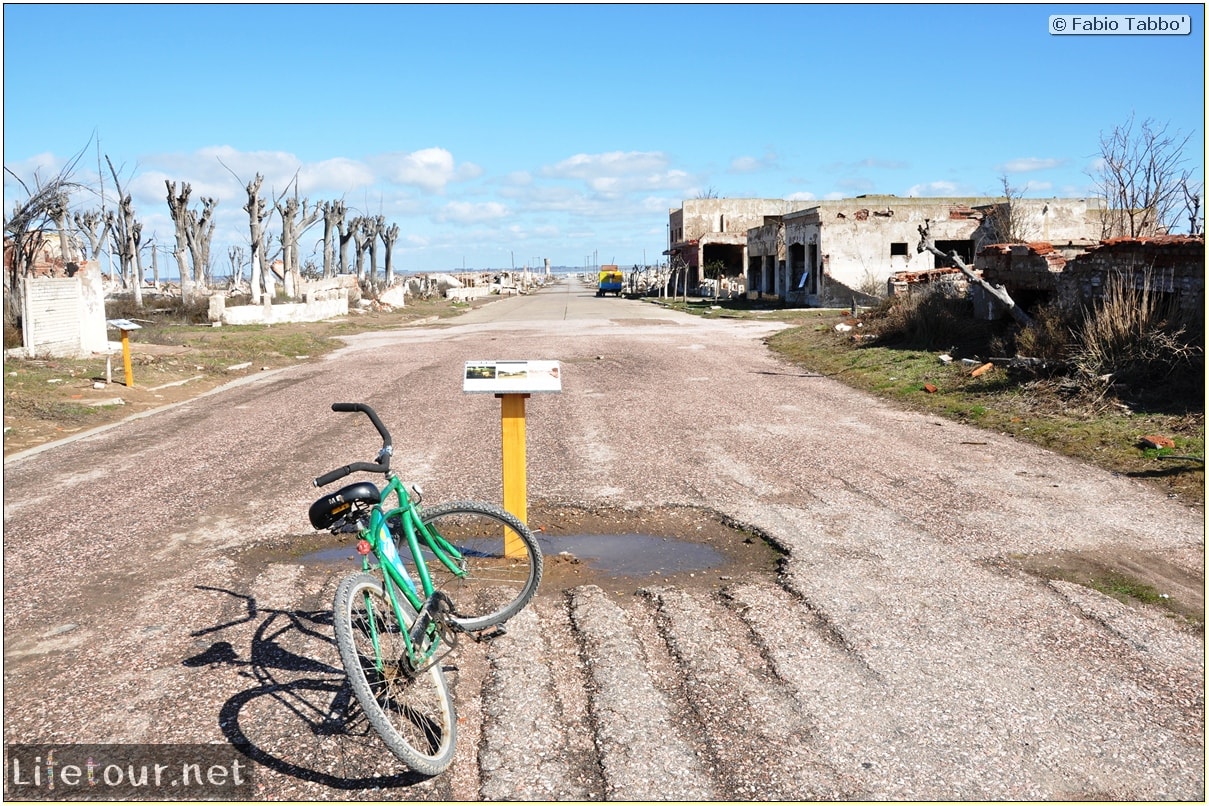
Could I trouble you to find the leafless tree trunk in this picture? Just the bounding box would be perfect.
[185,196,218,287]
[918,221,1032,327]
[228,245,245,289]
[130,220,145,307]
[338,216,356,275]
[240,173,275,304]
[350,216,371,280]
[982,175,1028,246]
[364,216,383,280]
[321,200,345,278]
[150,244,161,289]
[381,221,400,286]
[73,210,113,262]
[45,193,79,274]
[1091,114,1192,238]
[164,180,196,303]
[3,148,87,328]
[276,195,321,298]
[1182,181,1203,236]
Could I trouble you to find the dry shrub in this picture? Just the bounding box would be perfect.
[1012,304,1077,362]
[866,286,991,351]
[1072,267,1203,392]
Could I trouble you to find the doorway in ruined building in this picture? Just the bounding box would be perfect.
[748,254,763,295]
[788,243,806,300]
[702,243,745,296]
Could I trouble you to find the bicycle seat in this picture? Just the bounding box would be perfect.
[309,481,382,530]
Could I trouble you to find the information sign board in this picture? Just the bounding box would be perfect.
[463,360,561,394]
[106,319,142,330]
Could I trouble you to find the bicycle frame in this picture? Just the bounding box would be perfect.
[357,472,469,670]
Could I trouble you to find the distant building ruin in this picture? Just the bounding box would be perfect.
[669,195,1108,305]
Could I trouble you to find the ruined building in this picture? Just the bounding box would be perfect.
[665,198,804,294]
[669,195,1109,304]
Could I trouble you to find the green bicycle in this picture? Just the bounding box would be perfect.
[308,402,543,775]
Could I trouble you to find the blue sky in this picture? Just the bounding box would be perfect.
[3,3,1205,274]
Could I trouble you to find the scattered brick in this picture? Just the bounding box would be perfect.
[1139,435,1176,450]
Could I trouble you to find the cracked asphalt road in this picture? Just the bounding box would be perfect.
[3,280,1203,800]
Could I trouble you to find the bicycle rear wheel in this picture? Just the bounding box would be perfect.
[416,500,543,632]
[332,572,457,776]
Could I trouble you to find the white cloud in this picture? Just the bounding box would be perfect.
[542,151,693,194]
[380,147,479,193]
[730,150,778,174]
[730,156,762,173]
[906,180,961,197]
[786,191,816,201]
[437,200,509,224]
[298,157,375,194]
[1000,157,1065,173]
[857,157,908,170]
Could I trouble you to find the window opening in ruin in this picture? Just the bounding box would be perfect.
[890,242,909,256]
[934,239,975,264]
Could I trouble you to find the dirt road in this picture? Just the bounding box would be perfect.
[3,280,1203,800]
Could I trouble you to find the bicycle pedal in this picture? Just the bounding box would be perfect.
[473,626,507,643]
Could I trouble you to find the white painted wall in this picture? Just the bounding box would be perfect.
[18,260,108,357]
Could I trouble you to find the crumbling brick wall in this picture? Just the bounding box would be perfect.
[977,242,1072,293]
[978,236,1204,317]
[1055,236,1204,317]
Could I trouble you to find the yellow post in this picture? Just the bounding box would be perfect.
[498,393,530,557]
[120,329,135,387]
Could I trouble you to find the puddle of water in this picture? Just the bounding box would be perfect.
[300,533,727,578]
[300,546,372,566]
[537,533,724,576]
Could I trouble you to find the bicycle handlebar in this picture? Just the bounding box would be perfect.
[313,403,394,487]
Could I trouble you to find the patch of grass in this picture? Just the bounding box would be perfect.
[757,308,1204,507]
[3,295,486,452]
[1090,573,1165,606]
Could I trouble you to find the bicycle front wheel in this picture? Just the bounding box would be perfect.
[417,500,543,632]
[332,572,457,776]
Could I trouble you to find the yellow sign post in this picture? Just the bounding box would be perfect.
[498,392,530,557]
[106,319,142,387]
[464,360,562,558]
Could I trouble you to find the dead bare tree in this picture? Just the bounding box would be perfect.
[4,157,86,327]
[236,174,268,303]
[364,216,384,280]
[276,194,321,298]
[917,220,1032,328]
[1182,181,1203,236]
[380,220,400,286]
[95,157,146,307]
[184,195,218,287]
[164,180,196,304]
[338,214,358,275]
[350,216,371,280]
[1091,114,1193,238]
[45,193,79,275]
[321,200,346,278]
[164,182,218,291]
[74,210,114,263]
[226,245,244,289]
[982,175,1028,246]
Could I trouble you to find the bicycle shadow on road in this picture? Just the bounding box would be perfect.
[183,585,433,792]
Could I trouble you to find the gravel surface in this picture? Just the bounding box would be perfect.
[2,280,1203,800]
